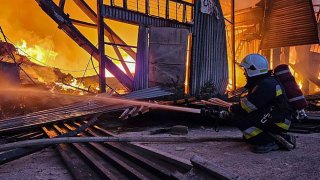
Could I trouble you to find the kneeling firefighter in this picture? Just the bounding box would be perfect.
[208,54,296,153]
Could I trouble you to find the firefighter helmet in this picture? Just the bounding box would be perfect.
[240,54,269,77]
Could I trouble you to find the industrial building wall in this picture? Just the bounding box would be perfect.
[148,27,189,87]
[190,0,228,95]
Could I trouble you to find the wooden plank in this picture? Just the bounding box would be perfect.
[52,125,122,179]
[43,126,102,180]
[64,123,152,179]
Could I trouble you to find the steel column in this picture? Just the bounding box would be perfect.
[97,0,106,93]
[231,0,236,90]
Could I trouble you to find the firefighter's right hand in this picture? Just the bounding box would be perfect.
[200,108,230,120]
[208,98,232,108]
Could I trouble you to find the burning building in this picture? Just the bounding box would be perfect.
[222,0,320,94]
[0,0,319,96]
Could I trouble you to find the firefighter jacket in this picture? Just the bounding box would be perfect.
[229,74,291,130]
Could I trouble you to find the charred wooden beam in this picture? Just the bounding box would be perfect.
[43,126,102,180]
[35,0,133,89]
[0,117,99,165]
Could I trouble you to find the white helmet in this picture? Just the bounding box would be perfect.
[240,54,269,77]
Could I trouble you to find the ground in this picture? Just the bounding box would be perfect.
[140,128,320,179]
[1,117,319,179]
[0,148,72,180]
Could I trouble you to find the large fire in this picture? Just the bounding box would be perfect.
[16,40,58,65]
[15,39,135,78]
[0,0,138,79]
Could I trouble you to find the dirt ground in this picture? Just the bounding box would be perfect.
[130,127,320,180]
[0,148,72,180]
[0,124,319,179]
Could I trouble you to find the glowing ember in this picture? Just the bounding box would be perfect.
[16,40,58,65]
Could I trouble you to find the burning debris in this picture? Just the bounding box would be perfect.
[0,41,125,95]
[0,0,320,179]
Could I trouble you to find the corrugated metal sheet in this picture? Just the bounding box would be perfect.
[102,5,190,28]
[122,86,173,99]
[190,0,228,95]
[133,26,149,90]
[261,0,319,49]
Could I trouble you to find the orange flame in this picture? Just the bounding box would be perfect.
[55,79,86,95]
[226,79,233,92]
[16,40,58,65]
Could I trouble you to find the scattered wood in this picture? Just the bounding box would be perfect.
[0,116,100,164]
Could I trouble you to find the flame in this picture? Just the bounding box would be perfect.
[16,40,58,65]
[226,79,233,92]
[297,80,303,90]
[55,79,86,94]
[105,55,135,77]
[37,77,45,84]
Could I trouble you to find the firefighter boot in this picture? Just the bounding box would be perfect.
[268,133,296,150]
[252,141,280,153]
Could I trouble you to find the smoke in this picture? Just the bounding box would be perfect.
[0,87,87,119]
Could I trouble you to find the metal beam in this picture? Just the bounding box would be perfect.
[113,47,134,79]
[104,42,137,49]
[70,18,97,28]
[72,0,136,60]
[59,0,66,10]
[74,0,136,77]
[231,0,236,90]
[35,0,133,90]
[102,5,191,28]
[97,0,106,93]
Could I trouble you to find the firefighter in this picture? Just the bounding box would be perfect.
[208,54,296,153]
